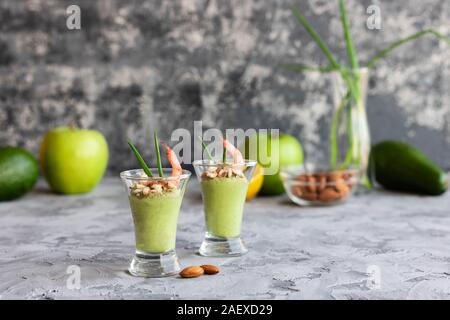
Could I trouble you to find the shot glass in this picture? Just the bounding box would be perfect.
[120,168,191,277]
[193,160,256,257]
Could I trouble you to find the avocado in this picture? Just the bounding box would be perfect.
[0,147,39,201]
[371,141,448,195]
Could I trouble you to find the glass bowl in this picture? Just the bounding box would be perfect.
[280,165,359,206]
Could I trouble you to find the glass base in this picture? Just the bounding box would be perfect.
[128,250,180,278]
[199,233,248,257]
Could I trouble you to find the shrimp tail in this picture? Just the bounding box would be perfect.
[164,143,182,177]
[222,138,244,165]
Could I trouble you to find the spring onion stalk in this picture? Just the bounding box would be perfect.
[290,5,340,69]
[338,0,360,170]
[222,144,227,163]
[366,29,450,69]
[198,136,213,160]
[128,141,153,178]
[330,92,351,169]
[339,0,359,69]
[154,130,164,177]
[281,64,337,73]
[339,101,354,170]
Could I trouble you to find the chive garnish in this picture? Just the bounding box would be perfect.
[154,130,164,177]
[128,141,153,177]
[222,138,227,164]
[198,136,213,160]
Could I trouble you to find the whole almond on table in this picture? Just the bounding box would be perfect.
[200,265,220,275]
[180,266,204,278]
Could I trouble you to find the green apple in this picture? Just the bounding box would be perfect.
[40,126,109,194]
[243,132,303,195]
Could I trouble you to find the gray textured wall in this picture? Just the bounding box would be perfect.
[1,0,449,173]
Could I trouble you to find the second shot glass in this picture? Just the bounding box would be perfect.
[193,159,256,257]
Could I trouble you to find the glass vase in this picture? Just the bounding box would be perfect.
[304,68,370,186]
[281,68,371,206]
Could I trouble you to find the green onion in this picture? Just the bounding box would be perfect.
[198,136,213,160]
[290,5,340,69]
[222,145,227,163]
[153,130,164,177]
[330,92,350,169]
[339,0,361,106]
[339,101,354,169]
[128,141,153,177]
[366,29,450,69]
[222,134,227,163]
[281,63,337,73]
[339,0,359,69]
[290,4,361,109]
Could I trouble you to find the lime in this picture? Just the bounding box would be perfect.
[0,147,39,201]
[242,133,303,196]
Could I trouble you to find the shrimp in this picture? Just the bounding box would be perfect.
[164,143,182,177]
[222,138,244,165]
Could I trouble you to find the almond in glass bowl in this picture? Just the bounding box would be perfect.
[280,165,359,206]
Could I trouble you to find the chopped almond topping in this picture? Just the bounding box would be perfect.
[201,165,245,180]
[129,180,178,198]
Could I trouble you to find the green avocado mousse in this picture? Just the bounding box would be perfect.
[121,132,190,278]
[202,174,248,238]
[129,181,183,253]
[194,138,256,257]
